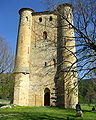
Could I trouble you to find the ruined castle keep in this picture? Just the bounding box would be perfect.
[13,3,78,108]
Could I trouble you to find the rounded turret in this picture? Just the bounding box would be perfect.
[13,8,33,106]
[19,8,34,15]
[57,3,78,108]
[14,8,33,73]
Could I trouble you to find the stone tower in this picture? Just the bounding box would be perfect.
[13,3,78,108]
[57,4,78,108]
[14,8,33,106]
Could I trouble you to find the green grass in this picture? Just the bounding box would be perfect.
[0,99,10,104]
[0,105,96,120]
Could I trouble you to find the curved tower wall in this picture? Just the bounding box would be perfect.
[13,9,33,106]
[57,4,78,108]
[13,3,78,108]
[14,8,33,73]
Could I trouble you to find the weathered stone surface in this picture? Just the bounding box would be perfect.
[13,4,78,108]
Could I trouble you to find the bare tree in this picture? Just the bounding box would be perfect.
[42,0,96,81]
[0,37,14,74]
[0,36,14,102]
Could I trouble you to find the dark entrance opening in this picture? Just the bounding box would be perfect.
[44,88,50,106]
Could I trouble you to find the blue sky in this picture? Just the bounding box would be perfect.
[0,0,49,55]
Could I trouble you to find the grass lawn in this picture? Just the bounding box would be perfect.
[0,99,10,104]
[0,105,96,120]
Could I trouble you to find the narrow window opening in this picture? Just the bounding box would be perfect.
[28,47,29,54]
[53,59,56,67]
[35,38,36,47]
[49,16,52,21]
[43,31,47,39]
[45,62,47,67]
[39,17,42,22]
[26,16,28,21]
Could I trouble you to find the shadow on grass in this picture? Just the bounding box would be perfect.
[19,112,83,120]
[0,114,65,120]
[21,112,66,120]
[0,112,78,120]
[0,104,7,107]
[0,106,84,120]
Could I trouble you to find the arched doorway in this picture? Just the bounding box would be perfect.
[44,88,50,106]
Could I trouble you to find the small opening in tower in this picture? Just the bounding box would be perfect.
[28,47,29,54]
[53,59,56,67]
[26,16,28,21]
[39,17,42,22]
[43,31,47,39]
[49,16,52,21]
[45,62,47,67]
